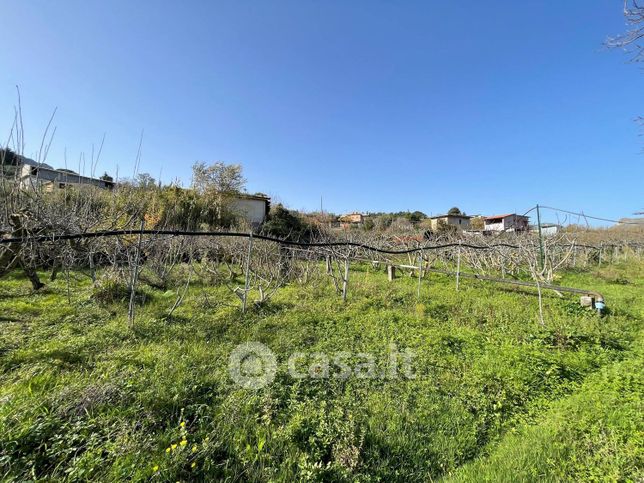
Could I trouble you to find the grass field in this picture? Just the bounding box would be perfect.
[0,259,642,481]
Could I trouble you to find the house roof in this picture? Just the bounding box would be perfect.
[27,164,114,186]
[233,193,271,201]
[485,213,529,220]
[430,214,471,219]
[17,154,54,170]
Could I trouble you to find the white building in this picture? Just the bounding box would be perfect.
[230,194,271,227]
[531,223,562,236]
[484,214,529,232]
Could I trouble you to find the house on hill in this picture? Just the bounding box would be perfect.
[484,213,529,232]
[18,157,114,191]
[0,151,115,191]
[338,212,364,229]
[429,213,471,231]
[21,165,115,191]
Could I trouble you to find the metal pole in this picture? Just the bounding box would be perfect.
[242,231,253,312]
[536,204,545,270]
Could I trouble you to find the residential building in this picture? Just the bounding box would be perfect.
[484,214,530,232]
[7,154,115,191]
[20,164,114,191]
[338,212,364,228]
[429,213,471,231]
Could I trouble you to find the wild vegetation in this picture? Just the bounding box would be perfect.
[1,145,643,481]
[0,253,642,481]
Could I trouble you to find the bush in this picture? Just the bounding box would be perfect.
[262,204,317,241]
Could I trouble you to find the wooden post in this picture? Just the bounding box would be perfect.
[536,204,545,270]
[387,265,396,281]
[325,255,332,274]
[342,258,349,302]
[535,276,544,326]
[598,243,603,268]
[242,231,253,313]
[416,253,422,299]
[89,252,96,284]
[572,242,577,267]
[456,242,461,291]
[426,257,431,301]
[128,219,145,328]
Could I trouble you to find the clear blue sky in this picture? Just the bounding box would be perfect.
[1,0,642,223]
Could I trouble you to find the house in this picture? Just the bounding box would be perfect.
[338,212,364,229]
[429,213,471,231]
[229,193,271,228]
[484,214,529,232]
[11,154,114,191]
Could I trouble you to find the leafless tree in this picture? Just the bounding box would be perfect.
[607,0,644,62]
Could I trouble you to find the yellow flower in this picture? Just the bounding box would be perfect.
[165,447,171,453]
[204,437,210,442]
[180,421,186,428]
[180,439,187,447]
[153,465,159,472]
[191,462,196,469]
[171,444,177,450]
[192,445,198,453]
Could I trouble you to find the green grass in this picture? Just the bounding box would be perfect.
[0,259,642,481]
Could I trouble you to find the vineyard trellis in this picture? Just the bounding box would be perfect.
[2,226,641,325]
[2,90,643,328]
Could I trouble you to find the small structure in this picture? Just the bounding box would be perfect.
[230,193,271,228]
[484,214,529,232]
[531,223,562,236]
[429,213,471,231]
[338,212,364,229]
[19,163,114,191]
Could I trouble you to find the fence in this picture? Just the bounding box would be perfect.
[3,227,641,324]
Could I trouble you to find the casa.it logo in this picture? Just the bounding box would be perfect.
[228,342,277,389]
[228,341,416,389]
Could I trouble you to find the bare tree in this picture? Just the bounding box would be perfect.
[607,0,644,62]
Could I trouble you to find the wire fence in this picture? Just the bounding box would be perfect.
[3,224,641,325]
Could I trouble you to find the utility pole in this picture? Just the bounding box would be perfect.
[536,204,545,270]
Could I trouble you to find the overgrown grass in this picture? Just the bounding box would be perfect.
[0,259,642,481]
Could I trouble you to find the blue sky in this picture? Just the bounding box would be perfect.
[1,0,642,222]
